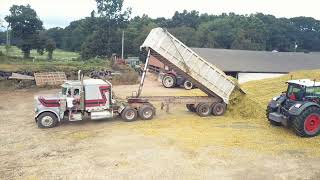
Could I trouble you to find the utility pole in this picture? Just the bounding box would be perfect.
[6,24,11,55]
[6,25,10,46]
[121,30,124,59]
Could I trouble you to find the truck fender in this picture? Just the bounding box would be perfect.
[288,102,320,116]
[35,110,61,122]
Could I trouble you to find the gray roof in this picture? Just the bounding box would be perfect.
[192,48,320,73]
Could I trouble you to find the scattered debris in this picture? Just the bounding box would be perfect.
[9,73,34,80]
[34,72,67,87]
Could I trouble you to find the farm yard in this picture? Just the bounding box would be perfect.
[1,0,320,179]
[1,71,320,179]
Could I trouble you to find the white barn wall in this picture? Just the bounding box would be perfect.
[238,73,285,84]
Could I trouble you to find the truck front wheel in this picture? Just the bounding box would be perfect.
[121,107,138,122]
[37,112,58,128]
[293,106,320,137]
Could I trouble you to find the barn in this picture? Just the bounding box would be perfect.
[149,48,320,83]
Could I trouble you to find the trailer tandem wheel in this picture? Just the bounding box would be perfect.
[186,104,196,112]
[212,103,227,116]
[196,103,211,117]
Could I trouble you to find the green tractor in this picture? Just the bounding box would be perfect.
[267,79,320,137]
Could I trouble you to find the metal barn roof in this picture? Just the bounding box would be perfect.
[192,48,320,73]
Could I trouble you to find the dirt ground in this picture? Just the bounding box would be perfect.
[1,75,320,180]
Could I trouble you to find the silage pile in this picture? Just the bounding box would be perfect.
[228,70,320,119]
[226,76,265,119]
[227,89,265,119]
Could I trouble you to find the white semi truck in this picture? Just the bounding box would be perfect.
[34,28,243,128]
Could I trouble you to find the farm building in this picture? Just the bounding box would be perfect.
[149,48,320,83]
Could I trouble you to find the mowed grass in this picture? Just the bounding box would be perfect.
[0,45,79,61]
[0,46,110,73]
[118,70,320,157]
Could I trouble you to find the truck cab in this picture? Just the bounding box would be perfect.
[34,77,156,129]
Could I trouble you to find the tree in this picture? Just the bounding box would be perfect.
[46,39,56,60]
[169,27,198,47]
[0,18,4,29]
[95,0,131,20]
[5,5,43,58]
[170,10,200,29]
[44,27,65,49]
[44,10,320,57]
[81,0,131,59]
[34,33,48,55]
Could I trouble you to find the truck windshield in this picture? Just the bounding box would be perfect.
[306,86,320,97]
[287,84,304,101]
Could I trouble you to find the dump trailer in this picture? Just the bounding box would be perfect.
[128,28,244,117]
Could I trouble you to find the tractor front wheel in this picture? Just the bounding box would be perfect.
[293,106,320,137]
[162,74,176,88]
[37,112,58,128]
[183,80,193,90]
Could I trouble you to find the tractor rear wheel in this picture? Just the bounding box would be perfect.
[196,103,211,117]
[138,105,155,120]
[183,80,193,90]
[186,104,196,112]
[37,112,58,128]
[266,106,282,126]
[162,74,176,88]
[293,106,320,137]
[121,107,138,122]
[212,103,226,116]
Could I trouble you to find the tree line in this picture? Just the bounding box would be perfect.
[1,0,320,60]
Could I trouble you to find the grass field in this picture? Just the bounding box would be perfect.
[0,46,110,73]
[0,45,79,61]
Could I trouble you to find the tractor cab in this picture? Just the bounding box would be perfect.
[286,79,320,103]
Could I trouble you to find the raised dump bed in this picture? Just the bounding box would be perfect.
[141,28,242,104]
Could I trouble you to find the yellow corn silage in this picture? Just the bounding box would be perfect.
[121,70,320,157]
